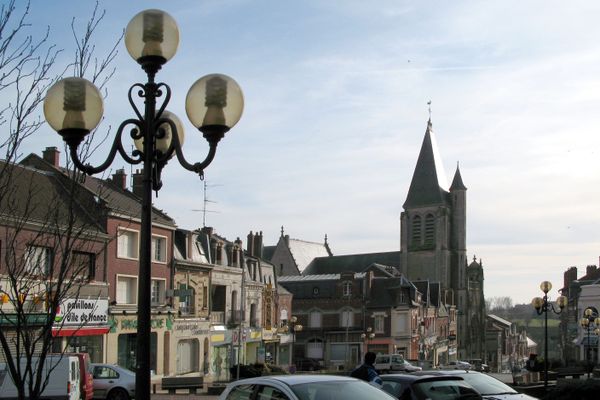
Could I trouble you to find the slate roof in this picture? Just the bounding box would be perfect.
[368,276,415,307]
[278,274,352,300]
[287,238,331,273]
[404,119,450,208]
[487,313,512,327]
[174,229,210,264]
[450,165,467,191]
[302,251,401,275]
[0,160,105,233]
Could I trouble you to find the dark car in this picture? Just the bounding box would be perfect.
[413,371,537,400]
[294,358,322,371]
[381,374,482,400]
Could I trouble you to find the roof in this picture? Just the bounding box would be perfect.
[403,119,450,209]
[0,160,105,234]
[487,314,512,327]
[449,164,467,191]
[302,251,401,275]
[368,276,415,307]
[287,238,331,273]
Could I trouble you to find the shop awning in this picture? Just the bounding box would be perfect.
[52,326,110,337]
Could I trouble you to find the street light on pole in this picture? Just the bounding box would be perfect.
[289,316,303,370]
[532,281,567,391]
[579,307,600,379]
[360,327,375,355]
[43,9,243,400]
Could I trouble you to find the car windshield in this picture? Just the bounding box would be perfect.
[458,373,517,395]
[292,380,393,400]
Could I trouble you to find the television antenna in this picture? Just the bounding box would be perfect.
[192,180,222,227]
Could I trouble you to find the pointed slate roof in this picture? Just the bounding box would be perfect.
[287,238,331,274]
[450,164,467,191]
[404,119,449,209]
[301,251,401,275]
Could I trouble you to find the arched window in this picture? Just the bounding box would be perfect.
[411,215,422,245]
[424,214,435,245]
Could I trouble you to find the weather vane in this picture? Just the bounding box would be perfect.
[427,100,432,120]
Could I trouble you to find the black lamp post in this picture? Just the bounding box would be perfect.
[360,327,375,355]
[43,9,243,400]
[289,316,303,369]
[532,281,567,390]
[580,307,600,379]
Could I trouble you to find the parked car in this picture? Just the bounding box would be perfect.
[413,370,537,399]
[440,361,472,370]
[0,355,81,400]
[467,359,490,373]
[56,352,94,400]
[374,354,423,374]
[380,374,482,400]
[218,375,396,400]
[294,357,322,371]
[90,363,135,400]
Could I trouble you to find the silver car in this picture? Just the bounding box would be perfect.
[218,375,396,400]
[90,364,135,400]
[413,371,537,400]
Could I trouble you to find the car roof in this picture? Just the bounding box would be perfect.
[413,370,475,376]
[382,374,465,383]
[230,374,356,386]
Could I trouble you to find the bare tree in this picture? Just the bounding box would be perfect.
[0,1,121,399]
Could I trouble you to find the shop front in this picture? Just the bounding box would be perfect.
[106,313,172,374]
[210,327,233,382]
[171,319,210,376]
[261,328,279,365]
[244,327,262,364]
[52,298,110,363]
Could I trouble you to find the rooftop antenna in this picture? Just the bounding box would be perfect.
[192,180,221,227]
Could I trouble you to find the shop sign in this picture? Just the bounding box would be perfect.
[174,321,209,336]
[58,299,108,326]
[120,318,169,330]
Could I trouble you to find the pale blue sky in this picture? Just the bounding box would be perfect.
[17,0,600,304]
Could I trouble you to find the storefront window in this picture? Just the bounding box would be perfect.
[65,336,104,363]
[118,333,157,372]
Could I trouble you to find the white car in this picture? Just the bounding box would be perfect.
[374,354,423,373]
[218,375,396,400]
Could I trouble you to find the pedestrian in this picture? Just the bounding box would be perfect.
[350,352,383,388]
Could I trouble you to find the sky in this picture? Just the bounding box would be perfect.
[14,0,600,305]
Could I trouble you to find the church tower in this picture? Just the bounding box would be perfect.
[400,118,480,359]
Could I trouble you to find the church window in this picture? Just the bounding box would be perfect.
[411,215,422,245]
[424,214,435,245]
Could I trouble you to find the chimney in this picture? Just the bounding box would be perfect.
[253,231,263,258]
[586,265,598,278]
[132,169,144,197]
[284,234,290,247]
[42,147,60,167]
[111,169,127,190]
[247,231,254,256]
[564,266,577,289]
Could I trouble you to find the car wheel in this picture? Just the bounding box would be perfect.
[107,388,129,400]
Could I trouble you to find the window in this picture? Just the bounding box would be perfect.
[225,384,255,400]
[309,310,322,328]
[424,214,435,245]
[116,275,137,304]
[178,283,194,315]
[257,385,289,400]
[152,235,167,263]
[151,279,166,305]
[411,215,422,245]
[93,366,119,379]
[25,245,52,276]
[342,281,352,297]
[374,315,385,333]
[340,308,353,327]
[71,251,95,280]
[117,229,139,259]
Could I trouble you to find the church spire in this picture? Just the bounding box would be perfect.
[403,118,449,209]
[450,162,467,191]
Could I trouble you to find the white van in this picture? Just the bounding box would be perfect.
[374,354,422,374]
[0,355,81,400]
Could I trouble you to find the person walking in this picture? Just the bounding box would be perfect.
[350,352,383,388]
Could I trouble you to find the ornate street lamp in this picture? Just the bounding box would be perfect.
[580,307,600,378]
[361,327,375,355]
[289,316,303,369]
[44,9,243,400]
[532,281,567,390]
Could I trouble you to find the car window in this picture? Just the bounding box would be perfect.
[458,373,516,395]
[376,356,389,363]
[257,385,290,400]
[93,366,119,379]
[413,380,476,400]
[381,380,401,397]
[226,384,256,400]
[292,380,393,400]
[391,355,403,363]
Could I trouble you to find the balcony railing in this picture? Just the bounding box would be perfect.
[211,311,225,324]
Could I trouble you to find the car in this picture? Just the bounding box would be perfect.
[440,361,472,370]
[294,357,322,371]
[467,359,490,373]
[90,363,135,400]
[55,352,94,400]
[218,374,397,400]
[380,374,482,400]
[374,354,423,374]
[413,370,537,399]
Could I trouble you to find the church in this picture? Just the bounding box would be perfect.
[269,118,486,361]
